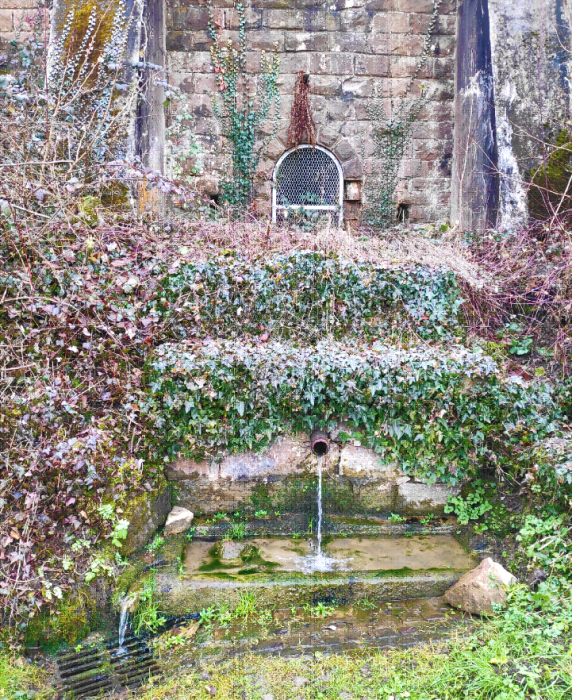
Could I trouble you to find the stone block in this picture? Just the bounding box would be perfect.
[309,52,355,75]
[193,72,218,94]
[311,74,342,96]
[303,9,341,32]
[326,98,354,121]
[166,30,213,52]
[375,11,409,34]
[276,51,310,73]
[167,436,341,482]
[0,1,37,7]
[396,0,434,12]
[339,9,371,31]
[342,76,373,98]
[317,126,342,149]
[0,9,13,31]
[285,30,328,52]
[339,444,401,479]
[121,484,171,556]
[364,0,393,9]
[355,55,390,76]
[169,7,209,31]
[225,6,262,29]
[262,9,305,30]
[249,29,284,51]
[329,31,369,53]
[168,50,213,73]
[397,482,462,515]
[343,157,363,179]
[252,0,292,8]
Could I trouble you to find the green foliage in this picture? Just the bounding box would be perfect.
[516,514,572,577]
[529,129,572,220]
[162,251,464,341]
[365,91,429,227]
[199,591,259,630]
[496,322,533,356]
[208,1,280,209]
[133,574,166,636]
[224,521,247,540]
[364,1,442,227]
[146,535,165,552]
[303,601,336,617]
[444,481,494,525]
[389,513,407,523]
[532,437,572,509]
[144,341,558,485]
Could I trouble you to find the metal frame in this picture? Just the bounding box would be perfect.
[271,145,344,226]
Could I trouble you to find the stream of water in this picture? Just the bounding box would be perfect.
[118,596,131,651]
[316,454,323,557]
[298,454,347,573]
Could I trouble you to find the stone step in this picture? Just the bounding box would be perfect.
[152,534,479,615]
[159,597,473,666]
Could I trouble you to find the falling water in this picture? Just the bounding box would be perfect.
[296,453,349,573]
[118,596,132,651]
[316,454,323,558]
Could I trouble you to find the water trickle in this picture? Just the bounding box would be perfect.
[298,454,347,573]
[316,454,323,557]
[118,596,132,651]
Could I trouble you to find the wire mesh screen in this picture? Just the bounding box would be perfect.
[273,147,343,226]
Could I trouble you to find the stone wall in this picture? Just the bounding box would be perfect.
[165,0,457,223]
[166,435,461,516]
[0,0,39,45]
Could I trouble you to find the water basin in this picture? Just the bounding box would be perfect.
[184,534,476,576]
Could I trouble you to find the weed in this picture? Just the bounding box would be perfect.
[304,601,336,618]
[389,513,407,524]
[444,481,493,525]
[146,535,165,552]
[132,574,167,636]
[224,522,247,541]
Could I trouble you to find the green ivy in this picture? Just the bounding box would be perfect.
[208,1,280,209]
[161,251,464,341]
[142,340,559,485]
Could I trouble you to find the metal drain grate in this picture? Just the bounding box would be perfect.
[56,636,161,698]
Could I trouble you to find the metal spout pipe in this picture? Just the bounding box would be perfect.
[310,429,329,456]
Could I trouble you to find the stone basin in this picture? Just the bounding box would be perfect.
[185,534,476,575]
[152,534,479,615]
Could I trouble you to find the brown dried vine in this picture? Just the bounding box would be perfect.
[287,70,316,148]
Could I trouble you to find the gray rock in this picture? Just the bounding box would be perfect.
[261,695,274,700]
[121,485,171,555]
[293,676,309,687]
[219,540,244,560]
[164,506,194,536]
[444,557,517,615]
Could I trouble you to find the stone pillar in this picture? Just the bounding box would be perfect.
[488,0,571,227]
[451,0,499,232]
[135,0,166,213]
[47,0,165,213]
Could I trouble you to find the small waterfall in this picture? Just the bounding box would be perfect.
[316,454,323,558]
[118,596,132,650]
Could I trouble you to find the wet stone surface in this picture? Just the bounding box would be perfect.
[155,597,472,667]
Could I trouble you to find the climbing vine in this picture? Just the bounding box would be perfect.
[364,0,443,227]
[208,1,280,209]
[143,341,559,485]
[161,251,464,341]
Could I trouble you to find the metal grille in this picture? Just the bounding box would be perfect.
[272,145,343,225]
